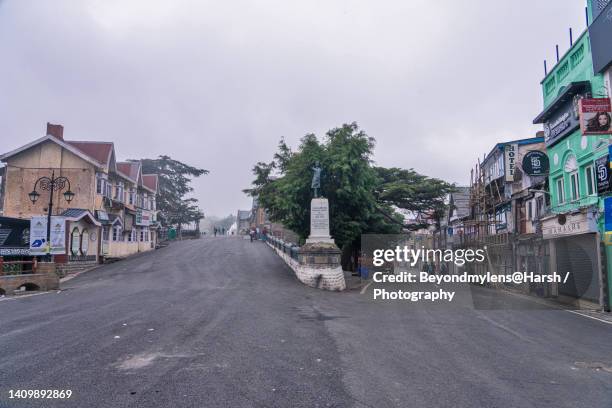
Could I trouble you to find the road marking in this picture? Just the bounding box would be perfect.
[360,281,373,294]
[0,292,51,302]
[565,310,612,325]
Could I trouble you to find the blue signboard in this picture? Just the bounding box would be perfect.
[605,197,612,232]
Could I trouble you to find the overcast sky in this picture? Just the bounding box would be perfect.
[0,0,589,217]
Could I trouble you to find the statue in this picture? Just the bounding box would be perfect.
[311,161,322,198]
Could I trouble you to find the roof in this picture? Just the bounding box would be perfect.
[117,161,141,183]
[0,135,102,167]
[532,81,591,124]
[66,141,114,166]
[142,174,158,192]
[482,137,545,165]
[59,208,102,226]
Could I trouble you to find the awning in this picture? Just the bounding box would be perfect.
[533,81,591,124]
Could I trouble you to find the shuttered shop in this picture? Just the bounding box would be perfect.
[555,234,600,302]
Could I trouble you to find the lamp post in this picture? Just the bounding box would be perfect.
[28,170,75,261]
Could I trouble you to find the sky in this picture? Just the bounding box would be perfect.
[0,0,590,217]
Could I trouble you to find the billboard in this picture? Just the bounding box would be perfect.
[29,216,66,255]
[543,95,582,146]
[596,155,610,194]
[589,0,612,73]
[579,98,612,135]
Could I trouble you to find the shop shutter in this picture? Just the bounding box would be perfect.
[556,235,600,302]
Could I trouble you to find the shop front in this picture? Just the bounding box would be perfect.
[542,210,601,305]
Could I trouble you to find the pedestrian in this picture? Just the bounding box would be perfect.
[249,228,255,242]
[214,227,217,237]
[440,262,448,275]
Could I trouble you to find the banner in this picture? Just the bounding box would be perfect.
[29,216,66,255]
[504,144,518,182]
[595,155,610,194]
[580,98,612,135]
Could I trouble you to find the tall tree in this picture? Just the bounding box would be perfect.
[140,155,208,229]
[245,122,454,270]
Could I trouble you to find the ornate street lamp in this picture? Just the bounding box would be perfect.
[28,170,75,261]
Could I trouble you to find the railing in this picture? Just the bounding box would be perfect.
[68,255,97,262]
[0,257,37,275]
[267,235,300,260]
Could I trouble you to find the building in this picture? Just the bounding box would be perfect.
[0,123,159,268]
[532,0,611,309]
[237,210,251,234]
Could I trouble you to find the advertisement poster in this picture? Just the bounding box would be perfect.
[579,98,612,135]
[29,216,66,255]
[522,150,549,176]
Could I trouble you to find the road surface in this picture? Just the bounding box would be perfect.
[1,237,611,407]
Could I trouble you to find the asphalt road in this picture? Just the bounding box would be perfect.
[0,237,611,408]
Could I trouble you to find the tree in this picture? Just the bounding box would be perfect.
[244,122,454,270]
[140,155,208,230]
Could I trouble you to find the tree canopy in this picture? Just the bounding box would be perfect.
[244,122,454,268]
[141,155,208,228]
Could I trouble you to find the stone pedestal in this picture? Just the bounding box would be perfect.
[299,198,345,290]
[306,198,334,244]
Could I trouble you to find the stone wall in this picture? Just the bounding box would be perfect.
[0,262,59,295]
[266,239,345,291]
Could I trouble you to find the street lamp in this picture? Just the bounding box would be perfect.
[28,170,75,261]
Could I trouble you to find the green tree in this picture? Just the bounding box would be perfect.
[245,122,453,270]
[140,155,208,230]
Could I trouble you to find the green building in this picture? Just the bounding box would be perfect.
[533,0,611,310]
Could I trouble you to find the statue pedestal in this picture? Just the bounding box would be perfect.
[306,198,334,244]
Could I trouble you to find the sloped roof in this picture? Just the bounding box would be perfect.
[0,135,102,167]
[142,174,158,192]
[117,161,141,183]
[66,141,114,166]
[60,208,102,226]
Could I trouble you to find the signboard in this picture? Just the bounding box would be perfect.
[589,0,612,73]
[605,197,612,232]
[29,216,66,255]
[522,150,549,176]
[543,96,582,146]
[504,144,518,182]
[596,155,610,194]
[579,98,612,134]
[135,209,152,227]
[542,212,597,239]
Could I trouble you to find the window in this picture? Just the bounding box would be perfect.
[114,182,124,202]
[556,178,565,204]
[585,165,596,196]
[102,226,110,241]
[570,172,580,201]
[70,228,81,256]
[140,228,145,242]
[105,183,112,198]
[96,175,105,194]
[127,229,136,242]
[128,189,135,205]
[527,201,533,221]
[536,196,544,218]
[112,226,122,241]
[81,229,89,255]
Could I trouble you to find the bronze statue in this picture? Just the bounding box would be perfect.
[311,161,322,198]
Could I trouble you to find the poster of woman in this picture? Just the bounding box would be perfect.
[580,98,612,134]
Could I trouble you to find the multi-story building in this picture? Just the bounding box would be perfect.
[0,123,159,267]
[532,0,611,309]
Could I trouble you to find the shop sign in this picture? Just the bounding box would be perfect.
[596,155,610,194]
[136,209,152,227]
[579,98,612,135]
[542,212,597,239]
[522,150,549,176]
[605,197,612,232]
[543,96,581,146]
[504,143,518,182]
[29,216,66,255]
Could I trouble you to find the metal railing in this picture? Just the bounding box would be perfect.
[0,257,37,275]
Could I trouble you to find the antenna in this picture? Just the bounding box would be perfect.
[585,6,589,27]
[544,60,548,76]
[556,45,560,63]
[569,27,573,46]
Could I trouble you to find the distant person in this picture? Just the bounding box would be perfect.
[586,111,611,132]
[249,228,255,242]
